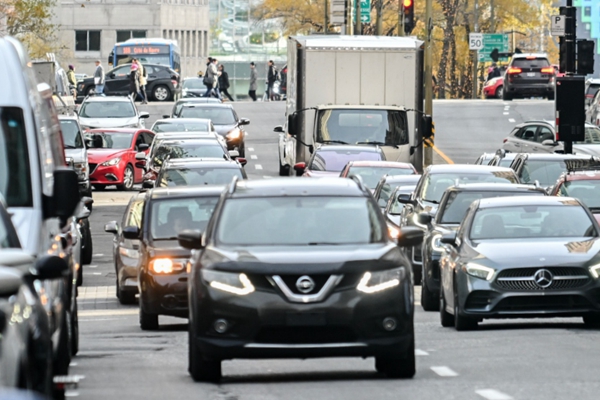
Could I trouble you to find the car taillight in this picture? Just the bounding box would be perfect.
[541,67,554,74]
[503,138,507,143]
[507,67,522,74]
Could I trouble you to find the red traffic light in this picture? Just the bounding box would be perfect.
[403,0,413,7]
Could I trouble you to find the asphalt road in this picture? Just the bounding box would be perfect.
[73,99,600,400]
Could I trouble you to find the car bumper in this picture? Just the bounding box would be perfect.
[140,272,188,318]
[506,83,554,95]
[190,279,414,360]
[90,165,125,185]
[457,273,600,319]
[483,86,497,97]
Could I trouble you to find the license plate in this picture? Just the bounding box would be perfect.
[286,312,326,326]
[527,72,535,77]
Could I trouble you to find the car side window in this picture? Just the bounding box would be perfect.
[111,66,130,77]
[125,200,144,229]
[516,126,538,141]
[537,127,555,143]
[142,132,154,145]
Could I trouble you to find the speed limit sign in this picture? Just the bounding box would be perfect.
[469,33,484,51]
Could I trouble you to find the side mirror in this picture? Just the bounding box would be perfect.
[140,112,150,119]
[76,205,91,220]
[138,143,150,151]
[542,139,557,146]
[104,221,119,234]
[293,162,306,173]
[237,157,247,166]
[422,115,433,139]
[228,150,240,158]
[142,180,155,189]
[238,118,250,126]
[0,267,23,297]
[35,255,69,280]
[162,115,171,119]
[178,229,203,250]
[397,193,414,205]
[82,196,94,207]
[53,168,80,219]
[287,113,298,136]
[273,125,284,133]
[122,226,140,240]
[417,212,432,226]
[397,227,425,247]
[109,73,115,79]
[440,231,458,246]
[135,152,146,160]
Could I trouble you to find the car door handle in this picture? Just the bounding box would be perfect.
[514,143,521,147]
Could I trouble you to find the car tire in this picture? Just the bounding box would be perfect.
[439,289,454,327]
[71,298,79,356]
[238,141,246,158]
[189,323,222,382]
[80,218,93,267]
[153,85,171,102]
[139,301,159,330]
[583,314,600,328]
[375,334,415,379]
[54,311,72,375]
[548,92,555,101]
[502,90,512,101]
[117,164,135,191]
[94,184,107,191]
[421,274,439,311]
[87,86,95,96]
[21,336,53,397]
[496,86,504,99]
[279,163,290,176]
[117,279,137,305]
[454,286,477,331]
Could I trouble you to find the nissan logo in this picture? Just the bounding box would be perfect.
[296,275,315,294]
[534,269,553,288]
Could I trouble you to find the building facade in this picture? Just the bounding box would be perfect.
[575,0,600,77]
[54,0,210,77]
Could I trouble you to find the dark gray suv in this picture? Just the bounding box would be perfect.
[503,53,555,101]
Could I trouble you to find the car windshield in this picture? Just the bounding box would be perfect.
[217,196,384,246]
[470,204,596,240]
[150,197,219,240]
[177,107,236,125]
[152,142,225,165]
[316,109,409,146]
[574,127,600,144]
[559,180,600,209]
[421,172,518,203]
[347,166,414,189]
[183,79,204,89]
[439,190,544,224]
[158,167,243,187]
[310,150,383,172]
[520,160,568,187]
[0,107,32,207]
[86,132,134,149]
[153,121,210,133]
[79,101,136,118]
[59,119,84,148]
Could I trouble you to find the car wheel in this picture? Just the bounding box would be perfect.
[80,218,93,267]
[496,85,504,99]
[421,273,439,312]
[189,323,222,382]
[54,311,72,375]
[116,279,137,305]
[439,288,454,327]
[153,85,171,102]
[117,164,135,191]
[453,285,477,331]
[87,86,95,96]
[71,298,79,356]
[139,300,159,330]
[238,140,246,158]
[279,162,290,176]
[21,335,53,397]
[375,332,415,378]
[502,90,512,101]
[548,92,555,101]
[94,184,107,191]
[583,314,600,328]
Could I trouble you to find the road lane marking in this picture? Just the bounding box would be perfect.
[92,272,102,275]
[79,309,138,317]
[262,176,273,179]
[432,146,454,164]
[250,155,258,159]
[65,390,79,397]
[88,265,97,268]
[415,349,429,356]
[248,147,255,151]
[93,254,104,257]
[503,112,509,115]
[476,389,514,400]
[508,118,516,123]
[431,366,459,377]
[255,164,263,170]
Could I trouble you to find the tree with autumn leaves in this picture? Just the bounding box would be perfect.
[253,0,559,99]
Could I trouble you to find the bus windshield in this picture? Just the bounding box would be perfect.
[112,41,180,71]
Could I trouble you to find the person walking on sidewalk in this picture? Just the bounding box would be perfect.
[248,62,257,101]
[135,59,148,104]
[266,60,277,102]
[93,60,105,96]
[219,64,234,101]
[203,58,219,98]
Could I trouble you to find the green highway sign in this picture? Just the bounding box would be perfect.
[478,33,509,62]
[360,0,371,24]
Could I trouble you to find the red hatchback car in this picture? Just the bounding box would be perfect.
[483,76,504,99]
[86,128,155,190]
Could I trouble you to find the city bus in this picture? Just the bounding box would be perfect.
[109,38,181,73]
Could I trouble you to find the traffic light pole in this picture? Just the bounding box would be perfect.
[471,0,479,99]
[561,0,576,154]
[355,0,362,35]
[424,0,433,167]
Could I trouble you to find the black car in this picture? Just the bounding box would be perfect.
[503,53,555,101]
[76,63,181,102]
[179,177,423,382]
[175,104,250,156]
[398,165,519,283]
[156,159,247,188]
[419,183,546,311]
[439,196,600,330]
[180,77,224,99]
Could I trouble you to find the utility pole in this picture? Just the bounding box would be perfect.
[376,0,383,35]
[347,0,354,35]
[490,0,495,32]
[424,0,433,167]
[397,1,404,36]
[559,0,577,154]
[355,0,362,35]
[324,0,329,33]
[472,0,479,99]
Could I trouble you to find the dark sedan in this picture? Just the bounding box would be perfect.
[76,63,181,102]
[179,177,422,382]
[439,196,600,330]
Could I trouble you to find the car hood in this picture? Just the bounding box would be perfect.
[182,89,205,97]
[306,170,340,178]
[214,124,237,135]
[472,238,600,268]
[65,148,86,162]
[79,116,139,129]
[88,148,128,163]
[200,243,403,274]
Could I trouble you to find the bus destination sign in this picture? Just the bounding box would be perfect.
[116,45,169,55]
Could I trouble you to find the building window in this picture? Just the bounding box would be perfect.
[116,30,147,43]
[75,30,101,51]
[584,7,591,17]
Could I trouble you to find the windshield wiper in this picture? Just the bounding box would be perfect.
[356,141,399,148]
[320,140,348,145]
[422,199,440,204]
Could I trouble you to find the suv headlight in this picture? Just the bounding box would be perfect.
[465,263,495,280]
[201,269,255,295]
[590,264,600,279]
[357,267,404,294]
[149,258,186,274]
[226,128,242,141]
[101,157,121,166]
[431,233,444,252]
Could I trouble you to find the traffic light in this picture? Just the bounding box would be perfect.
[403,0,414,34]
[490,49,499,62]
[577,39,595,75]
[559,37,568,73]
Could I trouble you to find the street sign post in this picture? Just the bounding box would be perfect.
[478,33,509,62]
[551,15,566,37]
[360,0,371,24]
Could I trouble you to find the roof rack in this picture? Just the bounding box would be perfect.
[564,157,600,173]
[227,175,239,195]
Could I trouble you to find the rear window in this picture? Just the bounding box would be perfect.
[512,58,550,68]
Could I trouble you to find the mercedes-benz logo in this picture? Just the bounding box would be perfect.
[534,269,553,288]
[296,275,315,294]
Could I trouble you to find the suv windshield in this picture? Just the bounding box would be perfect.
[183,79,204,89]
[87,132,134,149]
[520,160,567,187]
[310,150,382,172]
[316,109,409,146]
[177,107,236,125]
[153,121,210,133]
[0,108,32,207]
[217,197,384,246]
[151,197,219,240]
[59,119,84,148]
[421,172,518,203]
[152,142,225,165]
[80,101,136,118]
[560,180,600,209]
[158,167,243,187]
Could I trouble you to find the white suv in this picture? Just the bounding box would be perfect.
[78,95,149,130]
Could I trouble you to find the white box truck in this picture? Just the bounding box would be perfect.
[277,35,431,175]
